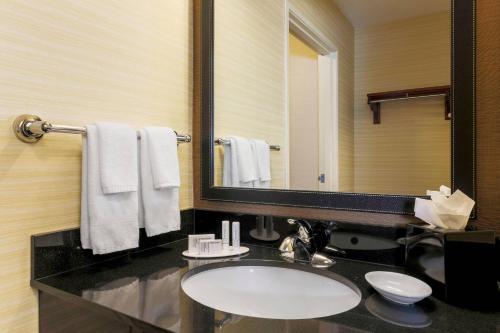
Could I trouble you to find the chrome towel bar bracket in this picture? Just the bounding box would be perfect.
[12,114,192,144]
[214,137,280,151]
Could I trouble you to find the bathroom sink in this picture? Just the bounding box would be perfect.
[181,260,361,319]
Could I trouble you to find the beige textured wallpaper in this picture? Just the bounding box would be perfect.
[213,0,354,191]
[0,1,192,332]
[354,11,451,195]
[213,0,286,188]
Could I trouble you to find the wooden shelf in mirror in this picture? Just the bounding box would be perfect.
[367,86,451,124]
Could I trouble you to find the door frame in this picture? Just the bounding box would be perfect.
[287,2,339,191]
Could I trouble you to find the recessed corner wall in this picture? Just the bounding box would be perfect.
[0,1,193,331]
[353,11,451,195]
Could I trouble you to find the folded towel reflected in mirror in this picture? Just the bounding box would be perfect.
[222,135,271,189]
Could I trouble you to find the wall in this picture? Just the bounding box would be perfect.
[213,0,286,188]
[476,0,500,231]
[0,1,193,332]
[353,11,451,195]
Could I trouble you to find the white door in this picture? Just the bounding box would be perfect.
[288,33,320,191]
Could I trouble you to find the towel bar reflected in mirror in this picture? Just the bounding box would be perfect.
[214,137,280,151]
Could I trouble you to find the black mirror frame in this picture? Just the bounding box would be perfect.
[200,0,475,215]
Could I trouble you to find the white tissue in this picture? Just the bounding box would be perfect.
[414,186,475,230]
[426,185,452,197]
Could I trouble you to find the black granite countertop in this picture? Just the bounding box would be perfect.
[32,239,499,333]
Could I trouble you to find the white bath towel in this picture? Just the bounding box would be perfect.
[250,139,271,188]
[222,136,257,187]
[80,125,139,255]
[139,128,180,236]
[233,136,257,184]
[95,122,138,194]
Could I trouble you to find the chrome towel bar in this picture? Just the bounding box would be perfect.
[214,137,280,151]
[12,114,192,144]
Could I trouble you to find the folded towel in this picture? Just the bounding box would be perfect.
[233,136,257,184]
[139,128,180,236]
[222,137,238,187]
[80,125,139,255]
[250,139,271,188]
[145,127,180,189]
[95,122,138,194]
[222,136,258,187]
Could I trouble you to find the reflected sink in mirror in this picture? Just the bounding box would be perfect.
[330,232,400,251]
[181,260,361,320]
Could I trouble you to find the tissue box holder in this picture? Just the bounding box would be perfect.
[404,223,497,308]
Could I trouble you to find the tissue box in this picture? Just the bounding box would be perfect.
[404,223,497,307]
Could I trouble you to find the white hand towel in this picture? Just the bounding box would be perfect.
[80,125,139,255]
[222,136,258,187]
[139,128,180,236]
[95,122,138,194]
[250,139,271,189]
[145,127,180,189]
[222,139,233,187]
[222,137,239,187]
[232,136,257,187]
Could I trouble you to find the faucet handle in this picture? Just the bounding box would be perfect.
[311,222,345,255]
[287,219,313,244]
[287,219,312,232]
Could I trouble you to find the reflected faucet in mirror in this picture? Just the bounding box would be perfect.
[279,219,346,268]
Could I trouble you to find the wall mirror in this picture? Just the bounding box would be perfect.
[200,0,475,214]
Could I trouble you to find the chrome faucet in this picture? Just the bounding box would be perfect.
[279,219,346,268]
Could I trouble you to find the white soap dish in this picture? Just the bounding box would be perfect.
[365,271,432,305]
[182,246,249,259]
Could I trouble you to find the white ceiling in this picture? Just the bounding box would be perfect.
[333,0,450,29]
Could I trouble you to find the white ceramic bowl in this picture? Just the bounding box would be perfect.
[365,271,432,305]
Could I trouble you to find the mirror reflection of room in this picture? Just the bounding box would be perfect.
[214,0,451,196]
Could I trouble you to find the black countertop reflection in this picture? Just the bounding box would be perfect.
[32,239,499,333]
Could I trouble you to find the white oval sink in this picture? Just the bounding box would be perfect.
[181,261,361,319]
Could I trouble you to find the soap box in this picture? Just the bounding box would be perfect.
[404,223,497,308]
[188,234,215,254]
[199,239,223,255]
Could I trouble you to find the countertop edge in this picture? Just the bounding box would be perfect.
[30,279,172,333]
